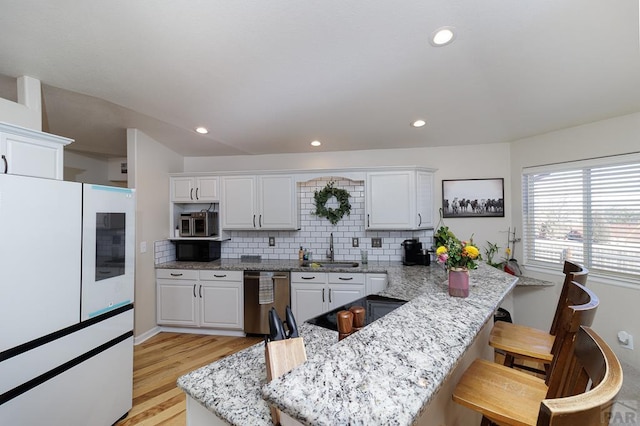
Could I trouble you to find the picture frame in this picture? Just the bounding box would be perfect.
[442,178,504,218]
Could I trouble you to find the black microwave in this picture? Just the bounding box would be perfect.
[174,240,221,262]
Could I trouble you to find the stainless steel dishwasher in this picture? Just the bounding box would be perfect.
[243,271,290,334]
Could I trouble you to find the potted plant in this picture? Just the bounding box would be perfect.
[435,233,480,297]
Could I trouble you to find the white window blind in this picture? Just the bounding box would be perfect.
[522,154,640,280]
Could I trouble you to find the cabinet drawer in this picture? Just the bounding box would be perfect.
[199,270,242,282]
[328,273,365,285]
[291,272,327,283]
[156,269,198,280]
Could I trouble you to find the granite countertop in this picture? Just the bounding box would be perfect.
[156,258,390,274]
[176,262,517,425]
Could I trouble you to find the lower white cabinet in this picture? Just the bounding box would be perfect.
[157,269,243,330]
[365,273,388,295]
[199,270,243,329]
[291,272,366,323]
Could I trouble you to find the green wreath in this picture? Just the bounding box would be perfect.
[313,181,351,225]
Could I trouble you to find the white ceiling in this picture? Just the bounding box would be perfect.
[1,0,639,158]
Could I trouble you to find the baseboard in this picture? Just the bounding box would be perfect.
[133,326,161,345]
[157,326,246,337]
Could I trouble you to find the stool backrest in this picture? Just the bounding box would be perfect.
[537,326,623,425]
[550,261,589,336]
[546,281,599,396]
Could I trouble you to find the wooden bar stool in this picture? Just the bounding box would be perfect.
[490,261,589,375]
[453,284,620,425]
[453,325,622,425]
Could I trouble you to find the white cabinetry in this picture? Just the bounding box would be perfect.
[157,269,199,326]
[221,174,299,230]
[365,273,388,295]
[291,272,365,323]
[199,271,243,329]
[0,122,72,180]
[171,175,219,202]
[156,269,243,330]
[365,169,434,230]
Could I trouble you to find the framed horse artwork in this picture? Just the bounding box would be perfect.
[442,178,504,218]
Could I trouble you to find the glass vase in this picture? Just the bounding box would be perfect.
[448,267,469,298]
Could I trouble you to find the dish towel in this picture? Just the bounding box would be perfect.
[259,272,275,305]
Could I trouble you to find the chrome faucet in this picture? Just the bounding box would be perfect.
[327,232,334,261]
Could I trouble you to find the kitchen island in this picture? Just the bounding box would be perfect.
[175,262,517,425]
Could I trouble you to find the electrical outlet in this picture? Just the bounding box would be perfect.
[352,237,359,247]
[268,236,275,247]
[371,237,382,248]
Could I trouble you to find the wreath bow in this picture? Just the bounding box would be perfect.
[312,181,351,225]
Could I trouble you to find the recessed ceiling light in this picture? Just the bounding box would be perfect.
[412,119,427,128]
[310,140,322,147]
[430,27,456,47]
[195,127,209,134]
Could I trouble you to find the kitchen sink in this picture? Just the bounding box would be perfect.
[302,261,359,268]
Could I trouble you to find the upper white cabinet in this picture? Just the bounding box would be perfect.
[0,122,72,180]
[365,169,434,230]
[221,174,299,230]
[171,175,219,202]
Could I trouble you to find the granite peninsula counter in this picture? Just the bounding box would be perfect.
[172,262,518,425]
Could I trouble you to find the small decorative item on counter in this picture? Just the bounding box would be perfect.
[448,268,470,298]
[298,246,304,264]
[349,306,365,332]
[435,230,480,298]
[360,249,368,264]
[337,310,354,341]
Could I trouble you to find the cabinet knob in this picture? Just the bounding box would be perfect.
[193,284,197,298]
[338,277,353,281]
[1,155,7,174]
[190,188,194,200]
[170,273,183,277]
[322,288,325,302]
[418,213,422,226]
[301,276,315,280]
[214,274,227,278]
[195,187,199,200]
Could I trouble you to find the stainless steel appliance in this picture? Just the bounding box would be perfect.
[179,211,218,237]
[243,271,290,334]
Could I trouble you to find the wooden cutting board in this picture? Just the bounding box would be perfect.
[265,337,307,425]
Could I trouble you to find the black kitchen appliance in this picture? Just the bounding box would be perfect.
[401,239,422,265]
[306,294,407,331]
[174,240,221,262]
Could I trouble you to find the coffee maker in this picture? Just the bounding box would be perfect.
[401,239,421,265]
[402,239,431,266]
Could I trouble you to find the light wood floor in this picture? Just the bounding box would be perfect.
[116,332,262,426]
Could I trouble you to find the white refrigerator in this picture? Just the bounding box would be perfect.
[0,173,135,426]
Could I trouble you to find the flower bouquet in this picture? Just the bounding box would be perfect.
[435,232,480,297]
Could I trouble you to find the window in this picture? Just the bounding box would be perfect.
[522,154,640,280]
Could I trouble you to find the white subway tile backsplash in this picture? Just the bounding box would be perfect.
[154,240,176,264]
[214,176,433,262]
